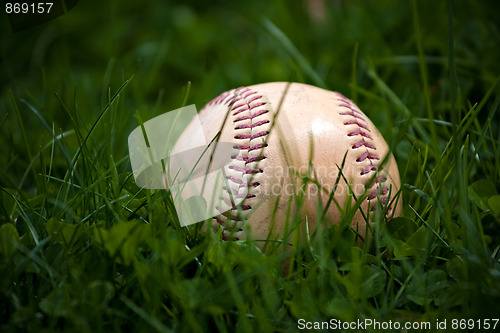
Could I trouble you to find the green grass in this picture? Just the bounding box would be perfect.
[1,0,500,332]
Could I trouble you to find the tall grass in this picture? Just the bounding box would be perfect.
[1,0,499,332]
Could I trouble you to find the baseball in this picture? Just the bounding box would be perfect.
[174,82,402,248]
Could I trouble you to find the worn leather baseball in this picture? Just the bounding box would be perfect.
[176,82,402,247]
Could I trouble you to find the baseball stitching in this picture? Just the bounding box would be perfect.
[336,93,392,214]
[205,87,270,240]
[205,88,394,241]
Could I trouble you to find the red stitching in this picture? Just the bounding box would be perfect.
[227,175,244,185]
[229,165,263,174]
[213,217,243,240]
[234,119,270,130]
[223,198,252,211]
[210,88,269,240]
[344,119,369,130]
[250,102,265,109]
[233,143,267,151]
[246,95,262,103]
[233,102,248,110]
[234,131,269,140]
[369,197,389,212]
[233,103,266,116]
[206,89,239,106]
[356,151,380,162]
[240,89,254,98]
[219,211,243,221]
[370,176,387,185]
[352,139,376,150]
[361,165,377,175]
[340,111,365,121]
[368,186,389,200]
[348,128,373,139]
[338,102,363,113]
[232,155,266,163]
[337,93,393,212]
[234,109,268,122]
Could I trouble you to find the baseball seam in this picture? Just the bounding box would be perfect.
[205,88,394,241]
[207,87,269,240]
[336,94,392,214]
